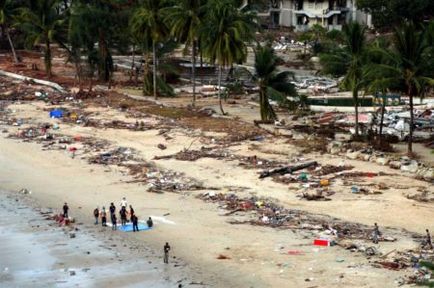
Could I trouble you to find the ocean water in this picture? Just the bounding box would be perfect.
[0,191,187,288]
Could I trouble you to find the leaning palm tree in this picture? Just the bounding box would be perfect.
[254,45,297,121]
[320,22,367,137]
[0,0,19,63]
[18,0,66,78]
[164,0,205,107]
[367,22,434,154]
[201,0,256,114]
[130,0,169,99]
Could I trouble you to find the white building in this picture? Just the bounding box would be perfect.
[249,0,372,31]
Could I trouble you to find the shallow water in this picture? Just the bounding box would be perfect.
[0,191,186,288]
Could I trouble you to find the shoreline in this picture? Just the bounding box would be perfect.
[0,190,205,288]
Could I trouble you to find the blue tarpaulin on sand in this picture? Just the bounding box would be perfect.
[118,223,152,232]
[49,109,64,118]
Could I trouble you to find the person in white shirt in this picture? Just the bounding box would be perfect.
[120,197,127,209]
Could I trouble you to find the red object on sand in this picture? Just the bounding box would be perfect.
[313,239,330,246]
[69,147,77,152]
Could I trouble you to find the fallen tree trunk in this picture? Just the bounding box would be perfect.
[0,69,66,93]
[259,161,318,179]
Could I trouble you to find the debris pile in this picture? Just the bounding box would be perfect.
[197,192,391,241]
[123,163,205,192]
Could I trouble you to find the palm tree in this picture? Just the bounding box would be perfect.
[320,22,367,137]
[164,0,205,107]
[254,45,297,121]
[18,0,66,78]
[367,22,434,154]
[130,0,169,99]
[0,0,19,63]
[201,0,256,114]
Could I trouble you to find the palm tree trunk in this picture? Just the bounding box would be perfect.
[192,41,196,107]
[379,99,385,144]
[353,89,359,137]
[5,27,19,63]
[260,87,266,121]
[45,39,52,79]
[408,94,414,154]
[152,41,157,100]
[217,65,225,115]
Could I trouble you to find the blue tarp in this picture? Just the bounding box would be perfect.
[49,109,64,118]
[118,223,152,232]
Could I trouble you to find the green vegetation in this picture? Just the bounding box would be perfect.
[0,0,433,152]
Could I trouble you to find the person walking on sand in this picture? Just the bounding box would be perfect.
[119,206,127,226]
[132,215,139,232]
[372,223,381,244]
[129,205,135,222]
[422,229,433,249]
[164,242,171,264]
[63,203,69,218]
[109,202,116,217]
[111,213,117,230]
[93,207,99,225]
[101,207,107,227]
[147,217,153,228]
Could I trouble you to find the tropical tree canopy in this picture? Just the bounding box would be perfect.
[18,0,68,77]
[254,44,297,121]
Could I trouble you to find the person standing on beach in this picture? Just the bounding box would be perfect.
[147,217,153,228]
[109,203,116,218]
[101,207,107,227]
[372,223,381,244]
[422,229,433,249]
[119,206,127,226]
[163,242,171,264]
[111,213,117,230]
[129,205,135,222]
[63,203,69,218]
[120,197,127,210]
[93,207,99,225]
[132,215,139,232]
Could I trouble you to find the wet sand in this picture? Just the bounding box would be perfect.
[0,191,198,288]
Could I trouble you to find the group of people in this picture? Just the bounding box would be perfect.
[93,197,153,232]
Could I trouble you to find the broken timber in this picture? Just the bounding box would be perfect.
[259,161,318,179]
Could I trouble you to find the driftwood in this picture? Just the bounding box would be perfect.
[259,161,318,179]
[0,69,66,93]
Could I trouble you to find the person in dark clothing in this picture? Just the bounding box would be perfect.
[164,242,171,264]
[109,203,116,217]
[93,207,99,225]
[101,207,107,227]
[372,223,381,244]
[422,229,433,249]
[63,203,69,218]
[147,217,153,228]
[132,215,139,232]
[119,206,127,226]
[129,205,135,222]
[111,214,117,230]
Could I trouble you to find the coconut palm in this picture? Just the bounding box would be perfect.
[254,45,297,121]
[0,0,19,63]
[320,22,367,137]
[367,22,434,154]
[130,0,169,99]
[18,0,67,78]
[201,0,256,114]
[164,0,205,107]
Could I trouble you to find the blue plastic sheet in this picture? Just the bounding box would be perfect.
[118,223,152,232]
[49,109,64,118]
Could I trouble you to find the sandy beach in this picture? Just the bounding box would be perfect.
[0,191,204,288]
[0,75,433,287]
